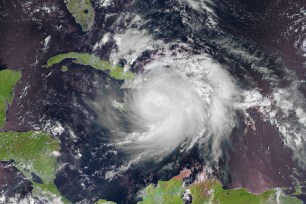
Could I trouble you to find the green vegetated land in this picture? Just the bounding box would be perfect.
[0,70,69,203]
[61,65,69,72]
[65,0,95,32]
[139,179,185,204]
[0,69,21,128]
[95,200,117,204]
[138,178,303,204]
[0,131,69,203]
[46,52,134,80]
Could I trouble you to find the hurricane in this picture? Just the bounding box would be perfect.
[109,54,240,162]
[121,68,205,159]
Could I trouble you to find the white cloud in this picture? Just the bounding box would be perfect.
[117,53,239,162]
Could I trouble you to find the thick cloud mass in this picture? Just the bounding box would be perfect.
[117,55,239,161]
[123,68,206,158]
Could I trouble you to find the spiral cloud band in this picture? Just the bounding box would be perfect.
[119,55,239,161]
[123,68,206,158]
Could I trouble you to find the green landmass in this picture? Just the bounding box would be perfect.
[46,52,134,80]
[65,0,95,32]
[0,69,69,202]
[61,65,69,72]
[293,185,302,196]
[139,179,185,204]
[196,179,276,204]
[95,200,117,204]
[0,69,21,128]
[137,178,303,204]
[112,101,127,112]
[0,131,69,203]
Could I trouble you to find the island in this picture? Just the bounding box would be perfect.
[46,52,134,80]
